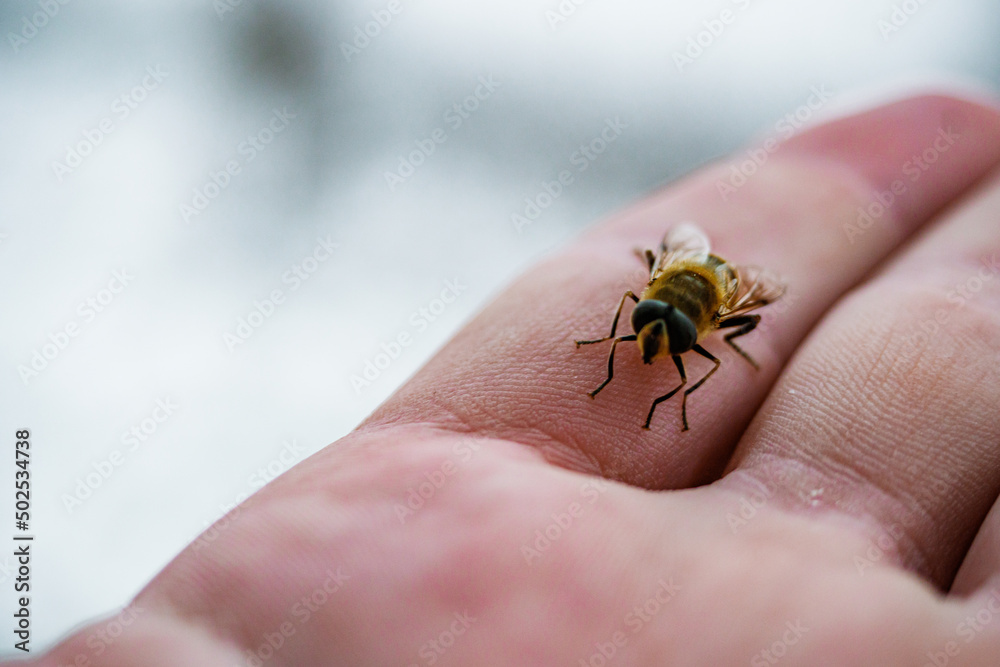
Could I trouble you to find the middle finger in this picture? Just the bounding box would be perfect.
[364,96,1000,491]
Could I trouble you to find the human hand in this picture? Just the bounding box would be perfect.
[16,94,1000,666]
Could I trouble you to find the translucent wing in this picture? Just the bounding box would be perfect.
[719,264,786,318]
[649,222,711,277]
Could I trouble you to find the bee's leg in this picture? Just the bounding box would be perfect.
[589,334,637,398]
[575,291,640,347]
[643,355,687,430]
[633,247,656,273]
[718,314,762,370]
[679,345,722,431]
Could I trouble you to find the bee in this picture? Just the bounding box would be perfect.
[575,222,785,431]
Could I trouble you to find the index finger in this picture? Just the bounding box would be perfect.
[362,95,1000,490]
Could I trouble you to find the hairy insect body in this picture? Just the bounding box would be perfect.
[643,259,730,338]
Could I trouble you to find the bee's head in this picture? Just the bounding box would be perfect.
[631,299,698,364]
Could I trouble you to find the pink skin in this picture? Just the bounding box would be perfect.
[16,95,1000,666]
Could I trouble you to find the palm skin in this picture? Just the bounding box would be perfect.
[15,94,1000,666]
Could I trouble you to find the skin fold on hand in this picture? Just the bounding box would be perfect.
[16,93,1000,666]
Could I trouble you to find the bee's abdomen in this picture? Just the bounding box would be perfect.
[644,271,718,334]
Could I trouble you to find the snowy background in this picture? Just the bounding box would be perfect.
[1,0,998,654]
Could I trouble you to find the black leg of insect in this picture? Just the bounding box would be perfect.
[574,291,639,348]
[575,223,785,432]
[643,355,686,430]
[678,345,721,431]
[718,314,762,370]
[642,345,721,431]
[587,334,638,398]
[639,248,657,273]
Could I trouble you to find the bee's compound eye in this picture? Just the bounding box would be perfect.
[664,308,697,354]
[630,300,670,334]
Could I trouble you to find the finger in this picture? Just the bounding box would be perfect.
[953,501,1000,595]
[723,166,1000,588]
[364,95,1000,490]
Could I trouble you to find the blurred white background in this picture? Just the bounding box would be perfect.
[1,0,998,655]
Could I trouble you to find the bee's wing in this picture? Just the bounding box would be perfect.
[719,264,786,318]
[650,222,712,277]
